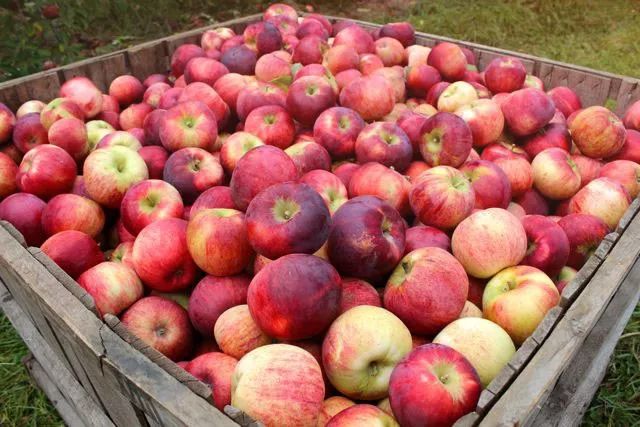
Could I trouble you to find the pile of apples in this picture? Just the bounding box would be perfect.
[2,3,640,426]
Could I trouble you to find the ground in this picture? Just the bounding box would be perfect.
[0,0,639,426]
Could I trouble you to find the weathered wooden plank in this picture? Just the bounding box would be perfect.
[486,364,517,398]
[530,256,640,427]
[0,280,113,427]
[537,63,612,107]
[614,79,640,117]
[0,220,26,247]
[593,233,617,261]
[127,40,169,81]
[507,336,538,373]
[480,212,640,425]
[476,390,496,415]
[98,325,237,427]
[224,406,262,427]
[531,306,563,345]
[104,314,212,400]
[29,247,98,314]
[453,412,480,427]
[0,72,61,110]
[616,197,640,234]
[61,53,128,93]
[23,354,86,427]
[559,253,602,307]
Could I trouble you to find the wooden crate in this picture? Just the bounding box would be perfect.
[1,13,640,427]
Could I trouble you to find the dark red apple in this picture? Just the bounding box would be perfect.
[313,107,366,159]
[521,215,570,277]
[41,230,104,279]
[405,225,451,254]
[558,213,609,269]
[0,192,47,246]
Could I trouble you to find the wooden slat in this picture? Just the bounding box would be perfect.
[104,314,212,400]
[61,53,128,93]
[559,253,603,307]
[530,256,640,426]
[127,40,169,81]
[98,325,237,427]
[614,79,640,117]
[0,280,114,427]
[0,72,61,110]
[616,197,640,234]
[453,412,480,427]
[23,354,86,427]
[29,247,98,314]
[537,63,612,107]
[480,212,640,425]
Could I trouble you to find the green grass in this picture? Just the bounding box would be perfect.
[0,0,639,425]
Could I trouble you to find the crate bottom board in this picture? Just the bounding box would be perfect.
[0,278,114,427]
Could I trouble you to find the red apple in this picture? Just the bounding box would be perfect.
[323,305,412,399]
[623,100,640,130]
[41,230,103,279]
[188,274,250,337]
[163,147,224,204]
[214,305,271,359]
[409,166,475,230]
[326,404,398,426]
[158,87,184,110]
[84,146,149,208]
[78,261,143,317]
[159,101,217,152]
[427,42,467,81]
[405,225,451,254]
[317,397,356,426]
[452,208,527,278]
[339,278,382,314]
[285,139,331,175]
[255,51,292,86]
[546,86,581,119]
[97,130,142,151]
[571,154,602,188]
[374,37,404,67]
[15,100,45,119]
[339,75,395,121]
[244,105,295,149]
[501,88,555,136]
[332,161,360,188]
[313,107,366,159]
[372,66,406,104]
[0,193,46,246]
[483,56,526,93]
[514,188,550,215]
[132,218,198,292]
[138,145,169,180]
[122,296,194,361]
[191,186,236,217]
[323,45,359,76]
[570,106,626,158]
[459,159,511,209]
[109,75,144,106]
[568,177,631,229]
[483,265,560,344]
[42,193,104,238]
[171,44,205,77]
[178,82,229,128]
[521,123,571,158]
[298,169,348,215]
[59,76,103,118]
[404,160,430,182]
[556,266,577,293]
[493,156,534,197]
[230,145,298,211]
[521,215,570,277]
[455,99,504,148]
[607,130,640,163]
[531,147,582,200]
[384,247,468,335]
[480,139,529,162]
[437,81,478,113]
[598,159,640,198]
[389,343,480,427]
[13,113,48,153]
[246,182,329,260]
[143,83,171,109]
[231,344,324,426]
[110,240,134,269]
[186,208,253,276]
[355,122,412,171]
[248,254,340,340]
[186,352,237,410]
[292,35,329,65]
[40,98,84,130]
[328,196,405,280]
[0,102,15,143]
[419,112,472,167]
[183,57,229,86]
[286,75,336,127]
[558,213,609,269]
[349,162,411,216]
[120,179,184,235]
[16,145,75,199]
[0,152,18,199]
[48,117,90,161]
[236,82,287,121]
[333,25,374,54]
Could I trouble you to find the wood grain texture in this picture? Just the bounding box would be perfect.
[529,257,640,427]
[480,213,640,425]
[0,279,114,427]
[0,72,61,110]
